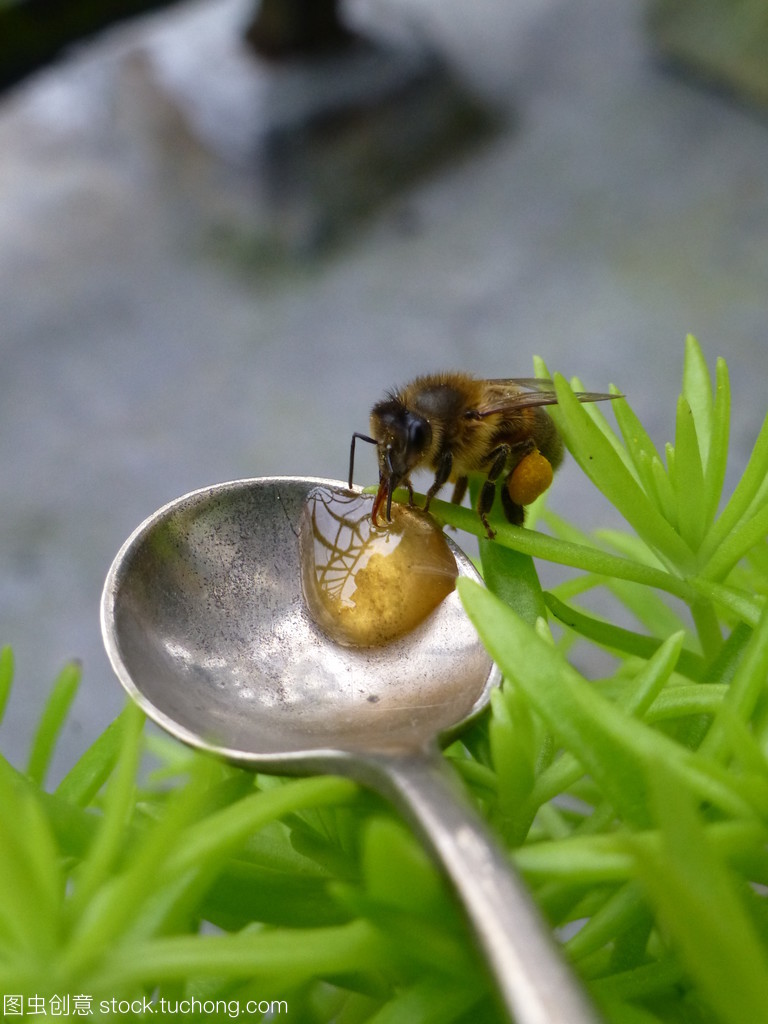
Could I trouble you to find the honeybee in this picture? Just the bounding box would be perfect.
[348,372,619,539]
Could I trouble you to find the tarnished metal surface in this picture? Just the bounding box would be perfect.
[101,476,497,760]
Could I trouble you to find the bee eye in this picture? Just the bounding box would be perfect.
[407,418,429,450]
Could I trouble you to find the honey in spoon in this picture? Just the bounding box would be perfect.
[300,487,458,647]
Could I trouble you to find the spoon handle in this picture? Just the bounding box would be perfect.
[358,751,601,1024]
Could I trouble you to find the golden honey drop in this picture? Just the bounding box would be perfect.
[300,487,458,647]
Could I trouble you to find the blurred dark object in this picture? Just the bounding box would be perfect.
[0,0,358,91]
[245,0,355,59]
[0,0,188,89]
[0,0,499,262]
[244,49,499,260]
[649,0,768,108]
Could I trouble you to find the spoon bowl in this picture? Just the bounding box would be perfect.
[102,477,599,1024]
[102,476,495,764]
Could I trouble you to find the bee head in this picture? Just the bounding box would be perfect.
[370,398,432,523]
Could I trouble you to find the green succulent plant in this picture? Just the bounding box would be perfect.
[2,336,767,1024]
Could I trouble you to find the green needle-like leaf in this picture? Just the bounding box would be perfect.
[681,334,714,466]
[643,685,729,723]
[573,375,639,477]
[167,776,359,877]
[89,920,386,992]
[362,817,444,915]
[612,401,667,516]
[565,881,647,964]
[551,375,696,572]
[544,593,704,680]
[0,646,12,724]
[689,576,764,628]
[25,660,81,787]
[514,820,764,885]
[65,756,224,967]
[67,702,145,920]
[632,764,768,1024]
[703,357,731,525]
[701,500,768,582]
[459,579,752,824]
[646,451,677,524]
[364,976,484,1024]
[603,575,689,640]
[479,537,546,625]
[528,632,687,811]
[672,395,707,548]
[56,710,130,807]
[699,598,768,761]
[700,408,768,563]
[0,767,62,955]
[435,498,694,602]
[488,683,537,843]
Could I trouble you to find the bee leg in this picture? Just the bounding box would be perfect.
[500,481,525,526]
[450,476,468,506]
[507,436,537,468]
[477,480,498,538]
[491,438,538,528]
[348,432,377,488]
[476,444,511,539]
[479,512,496,539]
[423,449,453,513]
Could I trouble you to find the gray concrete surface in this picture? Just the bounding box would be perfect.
[1,0,767,778]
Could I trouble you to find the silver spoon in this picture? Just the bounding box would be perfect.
[101,476,599,1024]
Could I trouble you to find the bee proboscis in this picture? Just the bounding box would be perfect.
[349,372,620,539]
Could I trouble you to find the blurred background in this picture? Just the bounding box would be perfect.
[1,0,767,778]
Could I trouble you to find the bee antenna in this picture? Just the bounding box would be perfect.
[349,432,377,488]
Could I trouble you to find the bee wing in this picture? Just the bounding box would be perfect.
[484,377,555,391]
[474,378,619,418]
